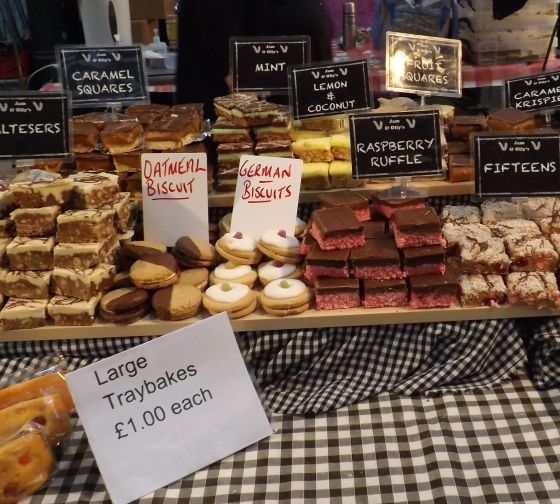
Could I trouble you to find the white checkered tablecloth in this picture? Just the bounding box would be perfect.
[10,374,560,504]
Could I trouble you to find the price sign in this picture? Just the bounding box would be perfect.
[230,35,310,93]
[505,70,560,113]
[66,313,272,504]
[289,59,372,119]
[141,153,209,245]
[350,110,442,179]
[230,155,303,239]
[56,45,149,107]
[386,31,462,97]
[0,92,71,159]
[474,131,560,197]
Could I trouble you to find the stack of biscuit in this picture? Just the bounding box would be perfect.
[0,174,129,329]
[97,236,216,324]
[290,114,358,190]
[211,93,293,191]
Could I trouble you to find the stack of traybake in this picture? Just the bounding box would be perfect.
[211,93,293,191]
[301,191,453,310]
[71,103,207,198]
[289,114,356,190]
[0,174,130,328]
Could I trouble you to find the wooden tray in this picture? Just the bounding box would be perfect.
[1,303,557,342]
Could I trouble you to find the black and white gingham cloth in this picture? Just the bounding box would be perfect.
[238,319,527,414]
[1,319,527,416]
[524,317,560,390]
[7,373,559,503]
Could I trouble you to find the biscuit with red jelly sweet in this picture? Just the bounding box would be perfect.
[257,229,303,264]
[258,260,302,286]
[215,232,262,265]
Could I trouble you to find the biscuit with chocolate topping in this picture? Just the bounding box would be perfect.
[130,253,179,289]
[152,284,202,320]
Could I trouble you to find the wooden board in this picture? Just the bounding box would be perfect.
[0,303,557,342]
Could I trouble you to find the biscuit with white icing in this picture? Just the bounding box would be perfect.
[215,232,262,265]
[259,279,311,316]
[202,282,257,319]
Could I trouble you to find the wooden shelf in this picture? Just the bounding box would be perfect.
[0,303,556,342]
[207,181,474,207]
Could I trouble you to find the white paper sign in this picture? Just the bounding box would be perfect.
[141,152,209,245]
[230,155,303,239]
[66,313,272,504]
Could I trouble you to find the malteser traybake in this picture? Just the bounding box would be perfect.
[47,295,102,326]
[0,297,48,330]
[51,264,116,300]
[6,236,54,271]
[10,206,60,237]
[56,209,115,243]
[9,178,73,208]
[69,173,119,209]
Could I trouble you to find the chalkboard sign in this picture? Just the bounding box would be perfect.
[474,132,560,197]
[505,70,560,113]
[56,45,149,107]
[350,110,442,179]
[289,59,371,119]
[0,92,71,159]
[386,31,462,97]
[230,36,310,93]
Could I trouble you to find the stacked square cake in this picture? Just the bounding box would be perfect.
[0,174,129,329]
[211,93,293,191]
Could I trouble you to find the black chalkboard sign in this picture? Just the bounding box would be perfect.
[0,92,71,159]
[474,132,560,197]
[289,59,371,119]
[230,36,310,93]
[386,32,462,97]
[350,110,442,179]
[56,45,149,107]
[505,70,560,113]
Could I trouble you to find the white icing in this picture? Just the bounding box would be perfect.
[258,260,296,281]
[214,263,252,280]
[264,279,306,299]
[260,229,299,249]
[205,283,250,303]
[222,233,256,252]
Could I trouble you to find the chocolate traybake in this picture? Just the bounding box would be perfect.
[391,207,443,249]
[315,277,360,310]
[408,270,457,309]
[318,191,370,222]
[350,238,403,280]
[310,206,365,251]
[303,243,349,282]
[362,278,408,308]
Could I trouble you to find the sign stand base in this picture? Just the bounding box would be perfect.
[378,176,421,200]
[106,101,123,117]
[418,92,431,107]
